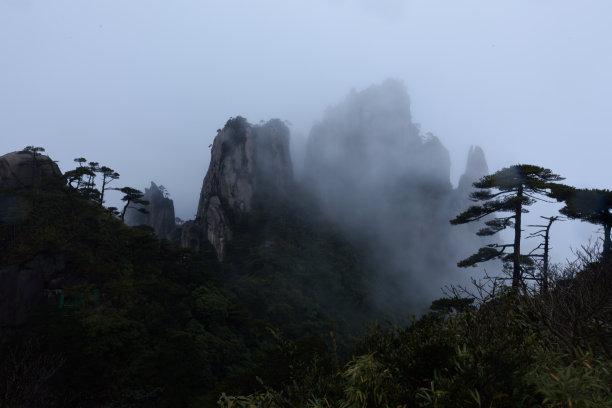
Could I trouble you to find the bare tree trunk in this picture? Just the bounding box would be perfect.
[541,216,557,295]
[99,176,108,206]
[120,199,131,221]
[542,231,549,294]
[604,224,611,260]
[513,185,523,289]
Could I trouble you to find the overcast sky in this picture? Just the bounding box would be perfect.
[1,0,611,262]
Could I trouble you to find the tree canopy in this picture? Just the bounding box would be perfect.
[451,164,564,288]
[550,186,612,258]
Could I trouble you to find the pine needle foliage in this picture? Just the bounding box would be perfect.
[451,164,564,287]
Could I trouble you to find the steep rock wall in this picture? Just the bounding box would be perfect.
[183,117,293,260]
[125,182,176,240]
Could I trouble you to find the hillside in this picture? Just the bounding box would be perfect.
[0,159,376,407]
[1,143,611,408]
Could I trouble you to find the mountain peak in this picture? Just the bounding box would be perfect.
[182,117,293,260]
[458,145,488,191]
[125,181,176,239]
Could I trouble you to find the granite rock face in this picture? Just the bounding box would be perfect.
[451,145,490,216]
[183,117,293,260]
[179,220,204,251]
[125,182,177,240]
[0,151,69,327]
[0,150,61,191]
[457,145,489,193]
[0,150,62,224]
[450,145,492,248]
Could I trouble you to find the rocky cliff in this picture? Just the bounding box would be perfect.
[125,182,177,239]
[0,150,62,224]
[457,145,488,193]
[182,117,293,260]
[450,144,493,254]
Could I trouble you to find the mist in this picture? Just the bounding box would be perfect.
[2,0,611,284]
[302,79,487,310]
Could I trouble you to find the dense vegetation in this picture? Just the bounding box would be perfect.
[219,257,611,407]
[0,151,610,407]
[217,165,611,408]
[0,155,374,407]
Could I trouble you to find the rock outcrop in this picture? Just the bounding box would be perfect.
[125,182,177,239]
[0,151,68,327]
[183,117,293,260]
[0,150,62,224]
[450,145,493,252]
[0,150,61,190]
[457,145,488,193]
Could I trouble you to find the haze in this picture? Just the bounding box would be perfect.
[1,0,611,264]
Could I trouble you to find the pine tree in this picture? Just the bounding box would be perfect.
[65,157,93,191]
[98,166,120,206]
[79,161,101,202]
[450,164,563,288]
[21,146,48,188]
[65,158,121,207]
[115,187,149,222]
[550,186,612,260]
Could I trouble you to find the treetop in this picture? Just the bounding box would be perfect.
[550,186,612,226]
[474,164,564,192]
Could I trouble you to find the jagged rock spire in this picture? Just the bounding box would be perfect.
[125,182,177,239]
[457,145,488,192]
[182,116,293,260]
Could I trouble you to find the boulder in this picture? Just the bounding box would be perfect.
[0,150,61,191]
[0,150,62,224]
